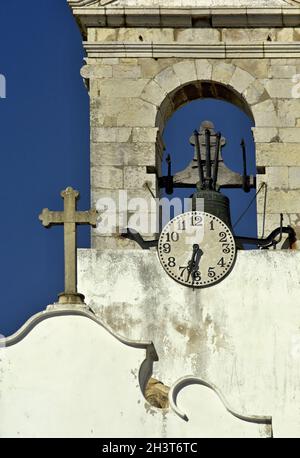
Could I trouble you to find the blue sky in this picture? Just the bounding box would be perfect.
[0,1,256,336]
[162,98,257,232]
[0,1,90,335]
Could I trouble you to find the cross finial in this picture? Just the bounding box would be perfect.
[39,187,98,308]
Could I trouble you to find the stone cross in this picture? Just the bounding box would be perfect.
[39,187,97,306]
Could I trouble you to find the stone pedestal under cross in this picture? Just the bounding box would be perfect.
[39,187,97,307]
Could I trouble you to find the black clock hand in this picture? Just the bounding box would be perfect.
[187,244,203,281]
[192,247,203,278]
[187,244,199,272]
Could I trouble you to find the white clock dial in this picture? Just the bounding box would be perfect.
[158,211,236,288]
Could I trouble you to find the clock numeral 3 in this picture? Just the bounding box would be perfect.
[222,243,230,254]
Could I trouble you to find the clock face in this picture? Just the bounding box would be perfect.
[158,211,236,288]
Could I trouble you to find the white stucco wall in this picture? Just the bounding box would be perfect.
[78,249,300,437]
[0,311,269,438]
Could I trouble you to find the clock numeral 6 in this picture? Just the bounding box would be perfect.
[168,257,176,268]
[208,267,216,278]
[193,271,201,281]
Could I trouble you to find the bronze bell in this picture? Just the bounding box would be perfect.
[192,188,233,230]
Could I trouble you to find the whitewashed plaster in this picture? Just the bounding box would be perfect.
[78,249,300,437]
[0,310,269,438]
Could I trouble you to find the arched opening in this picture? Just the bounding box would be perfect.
[156,81,257,246]
[158,80,254,126]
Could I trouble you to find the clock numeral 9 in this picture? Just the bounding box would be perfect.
[219,232,227,243]
[166,232,179,242]
[208,267,216,278]
[168,257,176,268]
[162,243,171,254]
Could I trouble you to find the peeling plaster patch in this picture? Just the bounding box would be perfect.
[131,368,138,380]
[202,310,229,354]
[101,303,143,335]
[144,402,159,417]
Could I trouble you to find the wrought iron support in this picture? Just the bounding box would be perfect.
[122,225,296,251]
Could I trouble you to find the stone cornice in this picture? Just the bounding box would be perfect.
[84,41,300,58]
[69,7,300,32]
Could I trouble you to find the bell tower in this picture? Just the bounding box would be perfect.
[68,0,300,250]
[67,0,300,437]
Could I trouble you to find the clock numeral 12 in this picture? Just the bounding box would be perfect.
[191,215,203,226]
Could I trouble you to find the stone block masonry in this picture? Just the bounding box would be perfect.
[69,2,300,248]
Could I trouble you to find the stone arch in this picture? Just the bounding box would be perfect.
[140,59,265,234]
[140,59,275,135]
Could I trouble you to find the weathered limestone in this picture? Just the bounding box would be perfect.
[84,46,300,246]
[252,127,279,143]
[256,143,300,166]
[262,166,289,189]
[257,189,300,214]
[39,188,97,306]
[289,167,300,189]
[212,62,235,84]
[92,166,124,189]
[265,79,295,99]
[251,100,278,127]
[230,66,255,93]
